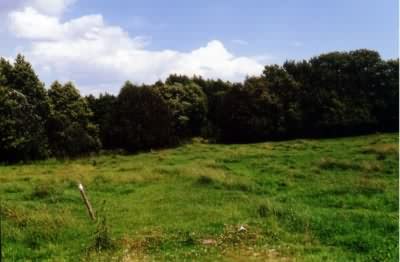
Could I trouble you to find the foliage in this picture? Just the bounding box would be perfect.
[218,82,275,142]
[0,49,398,160]
[86,93,117,149]
[113,82,175,152]
[165,74,192,85]
[156,82,208,138]
[192,77,232,138]
[0,86,47,162]
[47,81,101,157]
[0,56,49,162]
[217,66,302,143]
[284,50,398,137]
[216,49,398,143]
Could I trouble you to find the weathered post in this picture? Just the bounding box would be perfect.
[78,183,96,221]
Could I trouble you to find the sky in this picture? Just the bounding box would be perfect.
[0,0,398,95]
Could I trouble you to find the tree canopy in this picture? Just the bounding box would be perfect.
[0,49,398,162]
[47,81,100,157]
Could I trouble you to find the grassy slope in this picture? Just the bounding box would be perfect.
[0,133,398,261]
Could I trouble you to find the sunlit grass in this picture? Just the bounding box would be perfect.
[1,133,398,261]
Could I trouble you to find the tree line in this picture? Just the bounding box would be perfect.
[0,49,398,162]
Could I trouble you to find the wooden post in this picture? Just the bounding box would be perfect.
[78,183,96,221]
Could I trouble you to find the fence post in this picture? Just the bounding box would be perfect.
[78,183,96,221]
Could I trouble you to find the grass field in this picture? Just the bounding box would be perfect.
[0,133,398,261]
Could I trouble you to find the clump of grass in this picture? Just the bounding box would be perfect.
[197,175,214,185]
[191,137,209,144]
[317,157,382,173]
[318,157,359,171]
[0,204,29,227]
[24,221,59,248]
[359,161,383,172]
[29,182,64,201]
[92,175,111,185]
[179,231,196,246]
[118,187,135,195]
[216,225,261,247]
[4,184,25,193]
[117,166,141,172]
[362,143,399,162]
[154,166,180,176]
[89,201,115,252]
[23,210,69,249]
[356,177,386,195]
[195,173,255,192]
[361,144,398,158]
[118,230,164,260]
[257,201,274,218]
[258,204,269,218]
[220,180,254,192]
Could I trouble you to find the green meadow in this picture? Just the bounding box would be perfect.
[0,133,398,261]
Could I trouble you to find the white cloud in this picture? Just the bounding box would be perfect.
[28,0,76,16]
[9,7,63,39]
[0,0,75,16]
[6,1,264,94]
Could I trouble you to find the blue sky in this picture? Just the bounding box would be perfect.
[0,0,398,94]
[70,0,398,59]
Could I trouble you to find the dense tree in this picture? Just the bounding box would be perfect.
[0,85,48,162]
[0,56,49,162]
[292,49,393,136]
[86,93,117,149]
[261,65,302,137]
[165,74,192,85]
[218,82,282,143]
[192,77,232,138]
[217,49,399,142]
[0,58,13,86]
[4,55,50,121]
[156,82,208,138]
[113,82,175,152]
[217,66,303,142]
[0,49,398,161]
[47,81,100,157]
[372,59,399,131]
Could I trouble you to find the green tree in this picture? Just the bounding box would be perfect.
[165,74,192,85]
[156,82,208,138]
[282,49,396,137]
[86,93,117,149]
[372,59,399,131]
[10,55,50,121]
[0,55,49,161]
[47,81,100,157]
[193,78,232,138]
[304,50,383,136]
[262,65,302,137]
[218,66,302,143]
[218,82,279,143]
[113,82,175,152]
[0,85,47,162]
